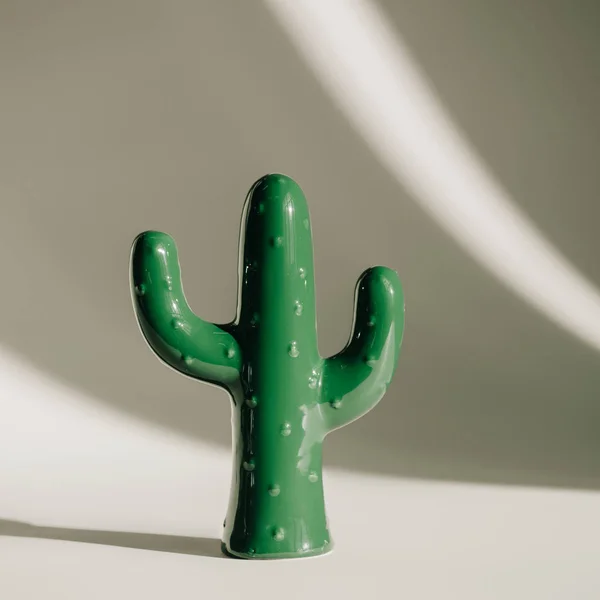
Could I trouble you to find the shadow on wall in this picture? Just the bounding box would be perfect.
[0,1,599,489]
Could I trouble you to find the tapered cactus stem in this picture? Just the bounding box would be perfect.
[321,267,404,433]
[130,231,241,390]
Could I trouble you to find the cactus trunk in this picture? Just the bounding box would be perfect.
[130,174,404,559]
[224,176,328,557]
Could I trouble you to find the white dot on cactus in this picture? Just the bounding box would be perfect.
[308,375,318,389]
[299,267,306,279]
[288,342,299,358]
[367,315,376,327]
[257,202,265,214]
[226,347,236,359]
[308,471,319,483]
[330,399,342,409]
[365,355,377,367]
[274,236,284,247]
[303,218,310,230]
[280,422,292,436]
[301,542,310,550]
[164,277,173,291]
[268,484,281,497]
[273,528,285,542]
[250,312,260,326]
[248,548,256,555]
[294,301,303,316]
[135,284,146,296]
[171,318,185,330]
[243,459,255,472]
[246,395,258,408]
[182,355,194,365]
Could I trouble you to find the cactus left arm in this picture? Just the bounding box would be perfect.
[130,231,242,391]
[321,267,404,433]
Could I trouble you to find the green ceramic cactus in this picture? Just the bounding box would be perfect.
[130,174,405,559]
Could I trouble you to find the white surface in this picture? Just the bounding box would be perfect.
[1,348,600,599]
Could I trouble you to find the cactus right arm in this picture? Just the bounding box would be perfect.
[130,231,241,389]
[321,267,404,432]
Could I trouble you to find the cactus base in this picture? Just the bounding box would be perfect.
[221,540,333,560]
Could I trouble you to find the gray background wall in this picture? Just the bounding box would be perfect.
[0,0,599,488]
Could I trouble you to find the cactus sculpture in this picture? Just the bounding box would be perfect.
[130,174,405,559]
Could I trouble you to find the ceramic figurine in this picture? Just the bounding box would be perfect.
[130,174,405,559]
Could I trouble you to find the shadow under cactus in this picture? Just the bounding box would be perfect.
[0,519,224,558]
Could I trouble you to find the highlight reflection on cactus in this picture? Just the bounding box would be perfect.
[130,174,405,559]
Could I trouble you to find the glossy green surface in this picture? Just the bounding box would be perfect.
[130,174,405,559]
